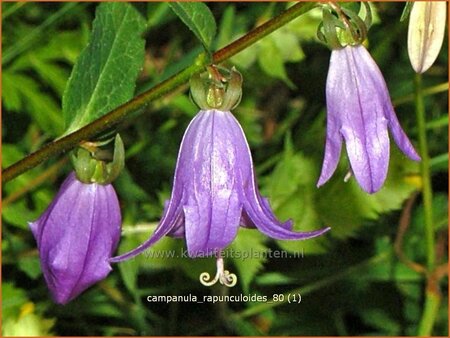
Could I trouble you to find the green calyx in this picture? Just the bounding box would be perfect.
[190,66,242,111]
[317,2,372,50]
[72,134,124,185]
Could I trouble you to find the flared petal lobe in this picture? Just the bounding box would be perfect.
[318,45,419,193]
[222,110,331,240]
[29,172,121,304]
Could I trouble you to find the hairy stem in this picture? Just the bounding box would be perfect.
[2,2,316,184]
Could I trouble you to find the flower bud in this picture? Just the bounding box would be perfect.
[29,172,121,304]
[408,2,446,74]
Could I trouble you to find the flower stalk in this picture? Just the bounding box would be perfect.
[414,73,435,270]
[2,2,316,184]
[414,73,440,336]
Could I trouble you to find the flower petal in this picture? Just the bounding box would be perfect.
[317,48,345,187]
[386,107,421,161]
[68,183,121,301]
[109,199,183,263]
[221,108,331,240]
[339,46,392,193]
[30,173,121,304]
[182,111,242,256]
[351,45,420,163]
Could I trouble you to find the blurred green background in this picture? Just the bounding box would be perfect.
[2,2,448,336]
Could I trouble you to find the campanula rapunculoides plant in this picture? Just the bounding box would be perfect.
[111,67,330,286]
[316,5,420,194]
[29,136,124,304]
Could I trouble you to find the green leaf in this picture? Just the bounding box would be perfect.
[256,272,296,286]
[3,312,55,336]
[229,229,268,293]
[263,138,328,254]
[168,2,216,52]
[18,256,42,280]
[2,71,63,135]
[400,2,414,22]
[316,146,420,239]
[258,37,295,88]
[2,200,39,229]
[117,236,143,295]
[62,2,146,134]
[2,282,55,335]
[2,283,28,320]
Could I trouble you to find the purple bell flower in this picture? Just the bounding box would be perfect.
[111,109,330,262]
[317,45,420,194]
[29,172,121,304]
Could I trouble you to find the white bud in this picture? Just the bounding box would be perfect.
[408,2,447,74]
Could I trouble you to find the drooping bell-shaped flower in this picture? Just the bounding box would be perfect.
[29,136,124,304]
[111,68,330,269]
[408,1,447,74]
[317,44,420,193]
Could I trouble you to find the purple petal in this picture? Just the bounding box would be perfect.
[352,45,420,162]
[29,172,121,304]
[343,46,391,193]
[109,109,212,262]
[221,109,330,240]
[243,187,330,240]
[180,111,242,256]
[319,45,420,193]
[240,209,256,228]
[109,198,182,262]
[317,50,345,187]
[386,111,421,161]
[326,46,390,193]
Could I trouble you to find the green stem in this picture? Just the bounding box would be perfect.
[2,2,26,20]
[2,2,316,184]
[414,73,435,270]
[414,73,438,336]
[418,285,441,336]
[393,82,449,106]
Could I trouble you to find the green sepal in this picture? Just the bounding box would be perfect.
[72,134,125,185]
[190,66,243,111]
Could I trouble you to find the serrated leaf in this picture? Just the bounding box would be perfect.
[316,146,420,239]
[229,229,268,293]
[264,148,328,254]
[62,2,146,134]
[169,2,216,52]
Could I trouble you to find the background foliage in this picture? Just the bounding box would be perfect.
[2,2,448,336]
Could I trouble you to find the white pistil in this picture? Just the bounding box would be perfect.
[199,256,237,287]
